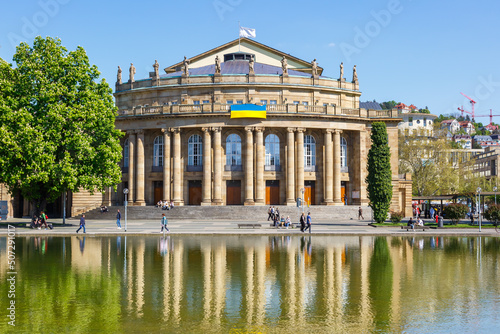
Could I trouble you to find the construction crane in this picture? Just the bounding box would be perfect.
[460,92,476,121]
[473,109,500,126]
[457,105,473,118]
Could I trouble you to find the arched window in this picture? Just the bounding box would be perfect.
[226,134,242,166]
[304,135,316,167]
[123,139,129,167]
[153,136,163,167]
[265,134,280,167]
[188,134,203,166]
[340,137,347,167]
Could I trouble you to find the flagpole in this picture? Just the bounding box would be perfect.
[238,21,241,52]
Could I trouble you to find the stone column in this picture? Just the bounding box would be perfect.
[127,131,136,203]
[244,127,254,205]
[286,128,296,205]
[212,127,223,205]
[202,128,212,205]
[296,128,305,200]
[255,127,265,205]
[135,130,146,206]
[333,129,343,205]
[324,129,334,204]
[162,129,171,202]
[357,130,369,205]
[172,128,184,206]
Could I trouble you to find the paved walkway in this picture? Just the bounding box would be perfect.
[1,217,498,236]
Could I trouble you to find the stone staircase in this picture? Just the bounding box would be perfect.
[77,205,372,221]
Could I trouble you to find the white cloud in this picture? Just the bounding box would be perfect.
[328,42,336,47]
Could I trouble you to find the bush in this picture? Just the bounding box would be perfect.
[389,211,404,224]
[484,204,500,226]
[443,204,468,225]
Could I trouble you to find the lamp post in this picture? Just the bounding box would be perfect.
[494,186,498,205]
[477,187,482,232]
[300,188,305,214]
[123,188,129,232]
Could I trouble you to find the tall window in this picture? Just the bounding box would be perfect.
[123,139,129,167]
[188,135,203,166]
[304,135,316,167]
[265,134,280,166]
[153,136,163,167]
[340,137,347,167]
[226,134,242,166]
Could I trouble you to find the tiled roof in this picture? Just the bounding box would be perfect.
[161,60,314,78]
[440,120,455,124]
[360,101,382,110]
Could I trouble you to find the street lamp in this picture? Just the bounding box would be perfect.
[494,186,498,205]
[123,188,129,232]
[476,187,482,232]
[300,188,305,214]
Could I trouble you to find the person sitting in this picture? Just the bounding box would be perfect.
[100,205,108,213]
[30,215,38,229]
[170,201,174,209]
[156,200,162,208]
[285,216,291,229]
[417,218,424,226]
[279,216,285,229]
[162,201,170,210]
[407,217,414,229]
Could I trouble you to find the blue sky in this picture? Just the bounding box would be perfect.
[1,0,499,123]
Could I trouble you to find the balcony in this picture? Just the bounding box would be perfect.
[264,165,281,172]
[224,165,243,172]
[186,165,203,172]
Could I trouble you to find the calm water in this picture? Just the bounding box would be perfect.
[0,235,499,333]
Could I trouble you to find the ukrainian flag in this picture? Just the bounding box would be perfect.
[230,104,267,119]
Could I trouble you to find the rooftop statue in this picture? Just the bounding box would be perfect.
[129,63,136,83]
[353,65,358,83]
[215,55,221,74]
[249,56,255,74]
[340,62,344,80]
[281,56,288,75]
[183,56,190,76]
[153,59,159,78]
[311,59,318,77]
[117,66,122,84]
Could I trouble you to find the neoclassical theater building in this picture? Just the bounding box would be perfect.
[105,38,411,215]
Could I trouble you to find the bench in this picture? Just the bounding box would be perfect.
[401,225,430,231]
[270,223,295,229]
[238,224,261,229]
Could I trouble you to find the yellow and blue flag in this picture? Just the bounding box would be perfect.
[230,104,267,119]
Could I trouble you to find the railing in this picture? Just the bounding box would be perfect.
[340,108,360,116]
[118,104,398,119]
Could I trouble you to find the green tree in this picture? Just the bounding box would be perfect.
[0,36,122,215]
[380,100,398,110]
[443,203,468,225]
[366,122,393,223]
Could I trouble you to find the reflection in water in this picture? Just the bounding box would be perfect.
[0,235,499,333]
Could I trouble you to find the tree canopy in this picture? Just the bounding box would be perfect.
[0,36,122,214]
[366,122,393,223]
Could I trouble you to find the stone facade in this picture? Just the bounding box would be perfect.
[108,38,411,214]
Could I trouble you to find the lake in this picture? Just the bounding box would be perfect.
[0,235,499,333]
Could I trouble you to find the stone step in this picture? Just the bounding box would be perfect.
[77,205,372,221]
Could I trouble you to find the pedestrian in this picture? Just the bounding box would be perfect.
[116,209,122,229]
[430,207,435,219]
[300,212,306,232]
[161,213,169,233]
[267,206,272,221]
[358,207,364,220]
[76,214,86,233]
[40,211,48,230]
[304,212,312,233]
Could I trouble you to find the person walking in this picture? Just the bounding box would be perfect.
[116,209,122,229]
[76,214,86,234]
[299,212,306,232]
[304,212,312,233]
[358,207,364,220]
[161,213,169,233]
[267,207,272,221]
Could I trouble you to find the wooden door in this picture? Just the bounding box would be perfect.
[265,180,280,205]
[304,181,315,205]
[341,181,346,205]
[226,180,242,205]
[189,180,202,205]
[154,181,163,203]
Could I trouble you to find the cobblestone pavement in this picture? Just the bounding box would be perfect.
[1,217,498,236]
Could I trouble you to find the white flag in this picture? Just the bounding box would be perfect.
[239,27,256,39]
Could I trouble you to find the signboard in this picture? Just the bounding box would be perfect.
[230,104,267,119]
[0,201,8,221]
[351,191,360,199]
